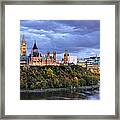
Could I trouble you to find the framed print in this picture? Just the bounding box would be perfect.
[0,0,119,119]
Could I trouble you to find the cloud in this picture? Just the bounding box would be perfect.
[20,20,100,59]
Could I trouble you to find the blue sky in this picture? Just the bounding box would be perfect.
[20,20,100,59]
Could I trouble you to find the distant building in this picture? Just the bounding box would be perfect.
[77,59,86,67]
[84,56,100,65]
[68,56,77,65]
[77,56,100,74]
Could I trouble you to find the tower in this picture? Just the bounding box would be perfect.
[53,51,56,63]
[47,51,50,59]
[20,35,27,66]
[29,41,41,66]
[31,41,39,57]
[21,35,26,56]
[46,51,51,65]
[64,49,69,64]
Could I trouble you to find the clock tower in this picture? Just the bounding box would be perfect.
[21,35,26,56]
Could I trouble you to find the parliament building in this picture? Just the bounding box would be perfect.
[20,35,69,66]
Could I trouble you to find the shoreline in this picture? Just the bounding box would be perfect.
[20,85,99,93]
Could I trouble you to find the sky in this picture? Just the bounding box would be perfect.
[20,20,100,60]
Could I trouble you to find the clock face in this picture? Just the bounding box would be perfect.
[23,43,26,46]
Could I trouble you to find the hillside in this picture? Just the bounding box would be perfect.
[20,65,100,90]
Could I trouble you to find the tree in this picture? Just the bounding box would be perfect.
[46,68,53,78]
[20,64,100,90]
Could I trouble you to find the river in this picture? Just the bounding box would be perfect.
[20,89,99,100]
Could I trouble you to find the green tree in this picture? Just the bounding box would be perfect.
[47,68,53,78]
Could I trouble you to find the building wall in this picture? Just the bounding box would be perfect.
[68,56,77,65]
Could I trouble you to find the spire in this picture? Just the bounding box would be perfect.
[23,34,25,39]
[22,34,25,42]
[32,41,38,49]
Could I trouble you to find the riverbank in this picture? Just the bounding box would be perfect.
[20,85,99,93]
